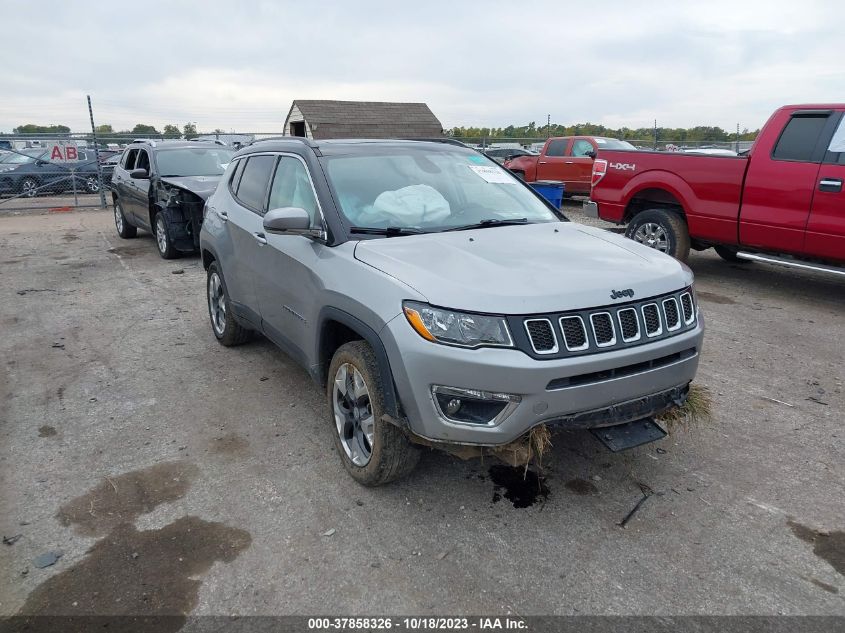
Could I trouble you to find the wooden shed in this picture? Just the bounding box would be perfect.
[283,100,444,140]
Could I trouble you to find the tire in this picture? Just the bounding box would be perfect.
[21,177,38,198]
[113,199,137,239]
[327,341,419,486]
[714,245,751,264]
[625,208,691,262]
[206,261,251,346]
[153,211,179,259]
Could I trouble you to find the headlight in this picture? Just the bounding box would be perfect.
[403,301,513,348]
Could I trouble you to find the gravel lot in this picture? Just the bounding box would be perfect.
[0,205,842,618]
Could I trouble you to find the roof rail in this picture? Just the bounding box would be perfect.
[248,136,319,148]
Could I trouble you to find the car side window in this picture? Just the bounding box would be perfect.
[234,155,276,213]
[229,158,246,192]
[267,156,320,224]
[122,149,138,170]
[824,116,845,165]
[570,139,594,157]
[772,114,829,162]
[545,140,567,157]
[135,150,151,173]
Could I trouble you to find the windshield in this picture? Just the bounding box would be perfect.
[2,151,42,164]
[322,148,560,232]
[155,147,234,177]
[594,138,637,150]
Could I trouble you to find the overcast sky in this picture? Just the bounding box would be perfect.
[0,0,841,134]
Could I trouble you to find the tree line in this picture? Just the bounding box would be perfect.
[450,122,759,142]
[7,122,225,139]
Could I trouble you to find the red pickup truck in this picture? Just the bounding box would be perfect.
[586,104,845,274]
[505,136,637,195]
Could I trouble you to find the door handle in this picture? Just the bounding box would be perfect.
[538,161,547,164]
[253,232,267,245]
[819,178,842,193]
[217,209,228,222]
[565,161,574,164]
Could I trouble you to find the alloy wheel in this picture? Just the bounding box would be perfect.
[332,363,374,467]
[155,215,168,254]
[633,222,670,253]
[207,272,226,335]
[114,204,124,233]
[22,179,37,198]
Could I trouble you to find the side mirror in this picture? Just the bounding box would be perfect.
[585,150,597,160]
[263,207,321,237]
[130,168,149,179]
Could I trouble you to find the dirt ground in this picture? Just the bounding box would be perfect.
[0,206,842,618]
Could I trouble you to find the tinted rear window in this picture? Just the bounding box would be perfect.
[545,140,567,157]
[235,155,276,211]
[772,115,828,162]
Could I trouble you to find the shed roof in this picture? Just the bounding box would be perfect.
[285,100,444,139]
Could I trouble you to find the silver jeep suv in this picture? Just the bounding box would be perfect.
[199,138,703,485]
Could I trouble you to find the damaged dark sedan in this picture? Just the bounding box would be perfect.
[110,140,234,258]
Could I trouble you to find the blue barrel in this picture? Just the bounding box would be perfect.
[530,180,565,208]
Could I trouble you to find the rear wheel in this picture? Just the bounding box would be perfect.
[328,341,419,486]
[85,175,100,193]
[113,199,137,239]
[154,211,179,259]
[625,208,691,262]
[207,261,251,346]
[714,245,752,264]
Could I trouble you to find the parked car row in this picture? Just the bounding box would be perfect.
[109,138,703,485]
[0,148,118,197]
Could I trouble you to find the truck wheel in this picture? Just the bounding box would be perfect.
[113,199,137,239]
[714,245,752,264]
[328,341,419,486]
[207,261,251,346]
[153,211,179,259]
[626,208,691,262]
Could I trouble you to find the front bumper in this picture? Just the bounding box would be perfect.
[583,200,599,218]
[381,313,704,445]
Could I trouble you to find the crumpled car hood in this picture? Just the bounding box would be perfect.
[354,222,693,314]
[160,176,221,200]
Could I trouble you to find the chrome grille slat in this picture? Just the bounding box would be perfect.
[617,307,641,342]
[524,318,558,354]
[680,292,695,325]
[559,316,589,351]
[663,297,681,331]
[590,312,616,347]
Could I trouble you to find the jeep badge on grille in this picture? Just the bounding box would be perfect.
[610,288,635,300]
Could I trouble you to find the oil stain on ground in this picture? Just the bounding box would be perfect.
[209,432,250,457]
[565,478,599,496]
[696,291,736,305]
[788,519,845,576]
[489,465,549,508]
[38,425,57,437]
[16,516,251,629]
[56,461,199,537]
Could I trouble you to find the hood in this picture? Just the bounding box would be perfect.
[160,175,221,200]
[354,222,693,314]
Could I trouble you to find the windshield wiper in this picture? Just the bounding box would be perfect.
[440,218,530,232]
[349,226,427,237]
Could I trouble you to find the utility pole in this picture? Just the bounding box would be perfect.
[736,122,740,153]
[547,114,551,139]
[87,95,107,209]
[653,119,658,150]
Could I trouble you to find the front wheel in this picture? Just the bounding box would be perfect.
[84,175,100,193]
[21,178,38,198]
[625,208,691,262]
[154,211,179,259]
[328,341,419,486]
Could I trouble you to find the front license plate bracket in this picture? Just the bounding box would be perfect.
[590,418,667,452]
